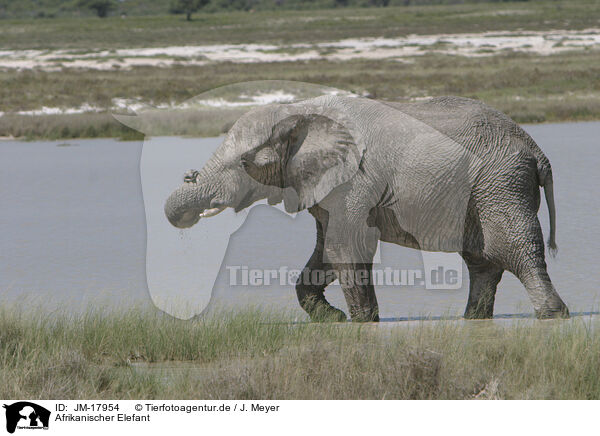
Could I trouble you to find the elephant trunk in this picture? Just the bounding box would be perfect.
[164,181,216,229]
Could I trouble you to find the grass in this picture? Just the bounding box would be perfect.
[1,50,599,139]
[0,113,144,140]
[0,0,599,139]
[1,1,599,50]
[2,306,600,399]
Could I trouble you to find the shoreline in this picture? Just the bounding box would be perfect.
[1,111,599,142]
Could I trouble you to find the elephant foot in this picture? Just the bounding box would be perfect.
[299,294,347,323]
[349,307,380,323]
[463,307,494,320]
[535,304,570,320]
[309,303,348,323]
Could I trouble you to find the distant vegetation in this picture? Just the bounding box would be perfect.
[2,50,598,140]
[0,0,598,139]
[170,0,210,21]
[0,0,533,18]
[76,0,116,17]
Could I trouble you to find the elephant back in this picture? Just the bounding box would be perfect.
[383,96,552,186]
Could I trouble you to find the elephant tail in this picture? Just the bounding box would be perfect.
[521,129,557,257]
[541,171,558,258]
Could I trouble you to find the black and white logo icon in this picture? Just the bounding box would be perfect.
[3,402,50,434]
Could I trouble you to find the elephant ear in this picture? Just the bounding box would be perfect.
[277,114,364,213]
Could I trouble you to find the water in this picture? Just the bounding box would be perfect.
[0,139,149,312]
[1,122,599,319]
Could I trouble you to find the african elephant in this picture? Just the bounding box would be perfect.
[164,95,569,322]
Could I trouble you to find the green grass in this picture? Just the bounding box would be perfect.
[2,306,600,399]
[1,50,599,139]
[0,113,144,140]
[1,1,599,50]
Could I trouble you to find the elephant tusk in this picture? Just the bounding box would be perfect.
[199,207,226,218]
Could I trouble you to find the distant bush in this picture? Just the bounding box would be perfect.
[169,0,210,20]
[0,0,530,19]
[76,0,117,18]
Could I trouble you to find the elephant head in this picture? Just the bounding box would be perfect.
[164,96,365,228]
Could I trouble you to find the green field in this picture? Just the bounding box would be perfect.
[0,0,599,139]
[1,1,599,49]
[2,51,599,139]
[2,307,600,399]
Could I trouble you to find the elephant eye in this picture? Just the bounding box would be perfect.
[183,170,200,184]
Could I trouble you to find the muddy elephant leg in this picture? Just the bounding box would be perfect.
[333,262,379,322]
[462,255,503,319]
[322,214,380,322]
[517,265,568,319]
[296,217,347,322]
[309,200,381,322]
[504,216,569,319]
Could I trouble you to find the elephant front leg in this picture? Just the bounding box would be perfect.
[296,257,347,323]
[296,217,347,322]
[316,198,381,322]
[334,263,379,322]
[322,221,380,322]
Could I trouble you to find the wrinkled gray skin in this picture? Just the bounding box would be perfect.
[165,95,569,322]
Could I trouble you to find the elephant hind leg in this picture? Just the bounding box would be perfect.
[463,255,503,319]
[492,215,568,319]
[515,263,568,319]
